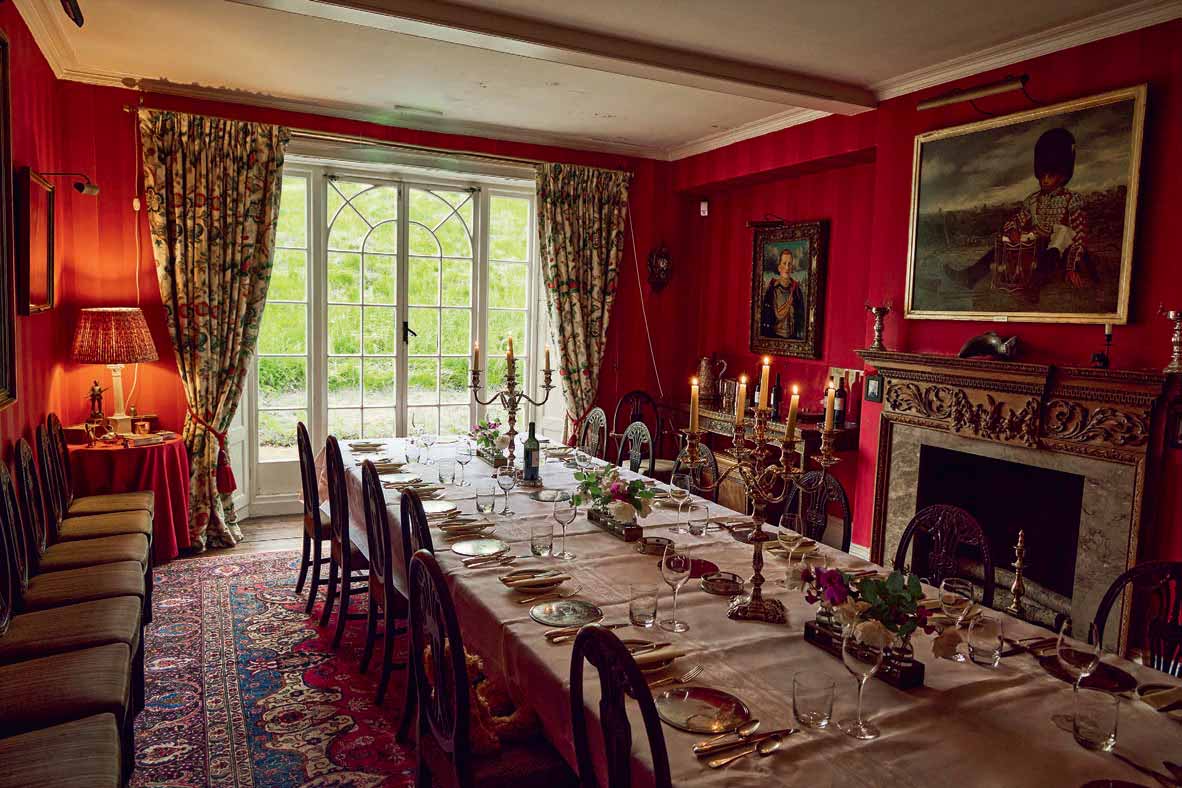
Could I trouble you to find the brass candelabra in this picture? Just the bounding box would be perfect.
[469,356,554,484]
[684,408,840,624]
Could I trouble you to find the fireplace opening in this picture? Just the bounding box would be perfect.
[915,445,1084,600]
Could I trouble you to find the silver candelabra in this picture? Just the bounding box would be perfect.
[469,355,555,483]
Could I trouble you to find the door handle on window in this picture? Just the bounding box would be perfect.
[402,321,417,344]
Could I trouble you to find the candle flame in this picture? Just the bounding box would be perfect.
[763,356,770,364]
[691,376,699,385]
[739,374,747,383]
[792,385,798,394]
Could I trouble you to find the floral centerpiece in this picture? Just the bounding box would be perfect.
[469,419,509,466]
[571,466,655,524]
[802,567,933,656]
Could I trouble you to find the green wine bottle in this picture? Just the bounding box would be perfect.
[523,421,541,482]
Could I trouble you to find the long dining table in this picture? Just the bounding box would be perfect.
[319,437,1182,787]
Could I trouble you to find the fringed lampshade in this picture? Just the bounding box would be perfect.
[72,307,158,419]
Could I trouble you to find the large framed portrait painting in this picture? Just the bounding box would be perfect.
[905,85,1145,324]
[749,220,827,359]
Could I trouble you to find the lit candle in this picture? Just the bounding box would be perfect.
[758,356,771,409]
[785,385,800,443]
[506,336,514,362]
[689,377,700,433]
[824,383,836,431]
[473,341,480,371]
[735,375,748,426]
[544,344,551,372]
[1104,323,1113,336]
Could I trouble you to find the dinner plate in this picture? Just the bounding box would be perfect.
[654,498,703,511]
[422,499,459,515]
[450,538,509,558]
[381,472,421,485]
[529,599,603,628]
[529,489,570,503]
[654,687,751,734]
[636,536,672,556]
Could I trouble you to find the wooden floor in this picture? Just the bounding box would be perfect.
[177,514,303,560]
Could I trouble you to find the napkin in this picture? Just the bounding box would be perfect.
[633,646,688,667]
[501,574,571,588]
[1142,686,1182,711]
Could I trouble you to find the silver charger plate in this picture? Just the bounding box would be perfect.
[451,538,509,558]
[422,499,459,515]
[654,687,751,733]
[529,599,603,628]
[529,489,571,503]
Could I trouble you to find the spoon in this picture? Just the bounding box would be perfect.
[694,719,761,751]
[707,735,783,769]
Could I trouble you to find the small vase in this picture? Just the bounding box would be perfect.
[885,635,915,672]
[815,607,841,637]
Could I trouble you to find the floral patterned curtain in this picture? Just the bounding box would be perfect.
[536,163,632,437]
[139,109,290,550]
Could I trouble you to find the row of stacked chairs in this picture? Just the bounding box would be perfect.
[0,415,155,788]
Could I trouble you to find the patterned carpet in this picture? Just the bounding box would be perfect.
[133,550,416,787]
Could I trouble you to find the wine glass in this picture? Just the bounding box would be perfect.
[496,466,517,516]
[553,494,577,560]
[939,577,973,661]
[1057,619,1102,688]
[404,438,421,465]
[455,441,473,486]
[422,430,438,465]
[838,625,884,740]
[667,472,692,534]
[659,542,694,633]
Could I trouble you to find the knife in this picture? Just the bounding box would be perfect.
[693,727,798,757]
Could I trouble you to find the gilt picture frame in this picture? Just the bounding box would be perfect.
[0,30,15,412]
[904,85,1146,324]
[749,220,827,359]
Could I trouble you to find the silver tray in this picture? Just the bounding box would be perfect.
[529,599,603,628]
[654,686,751,733]
[529,489,571,503]
[450,538,509,558]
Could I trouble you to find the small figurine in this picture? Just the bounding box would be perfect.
[87,380,108,422]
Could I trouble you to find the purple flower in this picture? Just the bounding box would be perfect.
[816,568,850,606]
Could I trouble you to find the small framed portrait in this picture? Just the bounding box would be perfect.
[749,220,827,359]
[133,419,152,436]
[864,373,884,404]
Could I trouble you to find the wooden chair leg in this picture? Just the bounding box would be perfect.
[395,644,415,741]
[332,568,352,648]
[305,539,324,615]
[319,557,339,628]
[295,532,311,594]
[377,621,396,706]
[133,637,145,714]
[360,598,378,674]
[143,562,153,626]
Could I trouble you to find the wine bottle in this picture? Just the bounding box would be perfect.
[770,373,783,420]
[834,378,847,428]
[523,421,541,482]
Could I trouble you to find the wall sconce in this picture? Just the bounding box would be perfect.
[37,171,99,196]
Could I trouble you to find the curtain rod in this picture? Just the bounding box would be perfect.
[121,103,634,174]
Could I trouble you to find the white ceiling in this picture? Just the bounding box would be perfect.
[15,0,1181,159]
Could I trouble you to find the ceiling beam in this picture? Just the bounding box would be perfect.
[229,0,877,114]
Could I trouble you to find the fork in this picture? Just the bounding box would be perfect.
[519,585,582,605]
[648,665,703,688]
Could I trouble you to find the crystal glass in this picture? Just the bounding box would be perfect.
[668,472,692,534]
[421,431,438,465]
[475,483,497,514]
[687,508,709,537]
[530,524,553,557]
[405,439,421,465]
[793,671,835,729]
[1073,686,1118,751]
[939,577,973,661]
[629,584,658,628]
[838,625,884,740]
[553,495,577,560]
[659,542,693,633]
[1057,619,1101,687]
[455,441,473,486]
[968,614,1004,668]
[496,467,517,515]
[780,512,802,542]
[436,455,456,484]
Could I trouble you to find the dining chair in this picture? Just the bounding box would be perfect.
[319,435,371,648]
[45,413,154,518]
[295,422,332,614]
[616,421,656,477]
[670,442,719,502]
[358,460,409,706]
[893,504,995,608]
[783,471,852,553]
[394,487,432,744]
[1092,561,1181,677]
[407,549,576,788]
[578,407,608,460]
[569,625,672,788]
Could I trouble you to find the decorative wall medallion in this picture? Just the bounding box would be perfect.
[647,245,672,291]
[1043,400,1149,447]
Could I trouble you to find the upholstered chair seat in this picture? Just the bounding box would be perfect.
[0,643,131,737]
[0,597,141,664]
[19,561,145,612]
[56,509,153,541]
[0,714,122,788]
[65,490,154,518]
[36,533,149,574]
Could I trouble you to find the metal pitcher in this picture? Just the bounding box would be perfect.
[696,356,727,402]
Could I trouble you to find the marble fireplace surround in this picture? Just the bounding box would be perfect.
[857,349,1166,651]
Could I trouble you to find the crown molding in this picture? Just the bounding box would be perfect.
[664,107,828,161]
[11,0,76,77]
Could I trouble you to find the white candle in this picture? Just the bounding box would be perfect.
[1104,323,1113,336]
[735,375,747,426]
[785,385,800,443]
[758,357,771,409]
[544,344,551,372]
[689,377,700,433]
[824,384,836,431]
[507,336,514,362]
[473,341,480,371]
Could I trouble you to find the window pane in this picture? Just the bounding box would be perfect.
[364,357,397,406]
[363,407,396,438]
[440,309,471,355]
[257,357,306,409]
[328,203,369,252]
[408,257,440,306]
[258,303,306,355]
[488,310,527,355]
[328,252,361,303]
[410,189,454,229]
[328,305,360,355]
[408,407,439,434]
[408,358,438,404]
[363,307,397,355]
[490,195,529,261]
[363,253,397,305]
[366,221,398,255]
[440,405,469,436]
[328,408,362,440]
[485,359,527,395]
[270,249,307,302]
[440,358,469,404]
[258,409,305,462]
[408,307,439,355]
[408,223,441,257]
[436,214,472,258]
[441,259,471,307]
[350,185,398,226]
[276,176,306,248]
[328,358,361,407]
[488,261,527,309]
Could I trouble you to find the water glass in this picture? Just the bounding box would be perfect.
[967,614,1004,668]
[659,542,693,633]
[496,467,517,515]
[553,495,577,560]
[1073,686,1118,751]
[530,524,554,557]
[668,472,692,534]
[792,671,835,729]
[455,442,473,486]
[436,455,456,484]
[629,585,658,628]
[422,432,438,464]
[405,439,421,464]
[687,509,709,537]
[475,483,497,514]
[838,625,884,740]
[1057,619,1102,686]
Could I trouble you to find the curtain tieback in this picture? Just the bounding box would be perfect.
[565,403,598,447]
[188,409,238,494]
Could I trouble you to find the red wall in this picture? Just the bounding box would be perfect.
[670,19,1182,561]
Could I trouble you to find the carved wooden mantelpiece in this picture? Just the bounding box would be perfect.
[857,349,1164,464]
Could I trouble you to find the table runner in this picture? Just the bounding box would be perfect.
[317,438,1182,787]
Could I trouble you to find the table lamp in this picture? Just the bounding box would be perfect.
[71,307,158,431]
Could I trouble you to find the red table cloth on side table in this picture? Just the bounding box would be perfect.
[68,437,191,562]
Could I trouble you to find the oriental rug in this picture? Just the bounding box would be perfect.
[132,550,415,787]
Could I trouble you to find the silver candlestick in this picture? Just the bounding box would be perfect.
[469,355,555,484]
[865,301,892,352]
[1160,305,1182,374]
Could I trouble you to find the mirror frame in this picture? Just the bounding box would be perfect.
[15,167,53,315]
[0,29,15,412]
